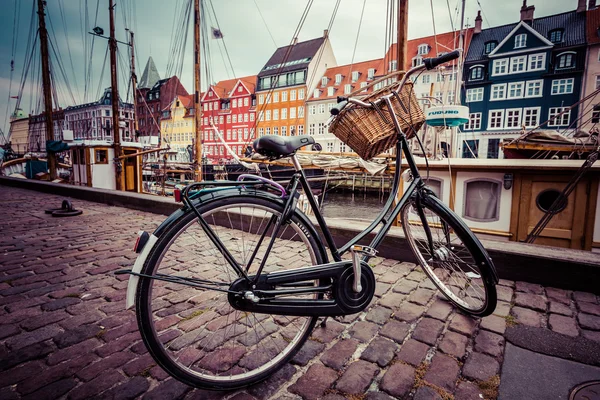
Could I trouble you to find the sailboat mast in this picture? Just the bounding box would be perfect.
[397,0,408,71]
[450,0,467,158]
[194,0,202,181]
[37,0,57,180]
[109,0,123,190]
[130,31,139,133]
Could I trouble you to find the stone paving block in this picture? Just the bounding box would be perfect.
[498,279,515,287]
[480,314,507,335]
[574,291,598,304]
[21,378,78,400]
[515,281,544,294]
[247,363,296,400]
[408,288,435,306]
[549,314,579,337]
[392,279,419,294]
[349,321,379,343]
[439,331,468,358]
[143,378,191,400]
[406,270,426,282]
[514,292,547,312]
[449,313,478,336]
[47,338,102,366]
[581,329,600,342]
[366,306,393,325]
[496,285,514,302]
[336,360,380,395]
[378,292,406,310]
[579,302,600,316]
[361,337,397,367]
[414,386,443,400]
[374,282,391,297]
[1,341,54,372]
[412,317,444,345]
[96,376,150,400]
[474,330,505,357]
[380,363,415,398]
[320,339,359,370]
[291,339,325,366]
[578,313,600,330]
[5,324,63,351]
[463,352,500,381]
[396,339,429,366]
[425,299,453,321]
[511,307,543,327]
[546,287,571,304]
[549,301,573,316]
[0,324,21,340]
[493,301,511,317]
[455,381,485,400]
[76,350,135,382]
[53,324,101,349]
[310,319,345,343]
[424,353,460,392]
[288,363,338,400]
[68,369,126,400]
[0,360,44,388]
[393,302,426,322]
[379,320,409,343]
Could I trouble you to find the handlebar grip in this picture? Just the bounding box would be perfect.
[330,101,348,116]
[423,50,460,70]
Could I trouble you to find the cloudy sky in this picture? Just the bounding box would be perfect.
[0,0,577,134]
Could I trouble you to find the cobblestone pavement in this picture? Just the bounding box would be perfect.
[1,185,600,400]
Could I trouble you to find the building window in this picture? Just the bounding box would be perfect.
[488,110,505,129]
[528,53,546,71]
[318,122,325,135]
[523,107,540,128]
[367,68,375,80]
[360,82,368,91]
[487,139,500,159]
[484,41,497,54]
[259,94,264,104]
[510,56,526,73]
[266,110,271,121]
[299,89,305,100]
[505,109,522,128]
[318,104,325,114]
[464,113,482,130]
[592,105,600,124]
[309,105,316,115]
[514,33,527,49]
[266,127,271,135]
[549,29,564,43]
[258,127,264,136]
[290,90,297,101]
[447,91,455,104]
[232,115,237,123]
[250,113,255,121]
[273,126,278,135]
[492,59,508,76]
[327,142,334,152]
[273,109,279,120]
[309,124,315,135]
[95,149,108,164]
[298,125,304,135]
[335,74,342,85]
[418,44,429,55]
[321,77,328,86]
[344,84,352,94]
[463,179,501,221]
[548,107,570,127]
[281,126,287,136]
[466,88,484,103]
[290,107,296,119]
[422,74,431,84]
[281,108,287,119]
[507,82,524,99]
[351,71,359,82]
[490,84,507,101]
[313,89,320,98]
[557,53,575,69]
[462,140,479,158]
[226,115,231,123]
[525,80,543,97]
[412,57,424,67]
[551,78,574,95]
[389,60,397,71]
[470,66,483,81]
[298,106,304,118]
[273,92,279,102]
[281,91,287,102]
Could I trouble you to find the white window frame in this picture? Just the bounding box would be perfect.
[469,66,483,81]
[281,91,287,102]
[309,105,316,115]
[492,59,509,76]
[488,109,505,130]
[266,110,271,121]
[422,74,431,84]
[523,107,541,128]
[273,92,279,102]
[351,71,359,82]
[507,82,524,99]
[318,104,325,114]
[464,112,482,130]
[344,84,352,94]
[490,84,507,101]
[281,108,287,119]
[466,88,484,103]
[321,77,328,86]
[548,107,571,127]
[504,108,522,129]
[510,56,527,73]
[525,80,543,98]
[528,53,546,71]
[298,106,304,118]
[273,109,279,120]
[556,51,576,70]
[290,107,296,119]
[551,78,574,95]
[327,87,335,96]
[290,90,297,101]
[335,74,342,85]
[367,68,375,80]
[514,33,527,49]
[313,89,320,98]
[418,44,429,55]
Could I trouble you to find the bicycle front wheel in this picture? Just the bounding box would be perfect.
[401,194,497,316]
[135,196,325,390]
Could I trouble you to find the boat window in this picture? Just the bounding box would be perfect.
[463,179,501,222]
[536,189,567,213]
[425,178,443,199]
[95,149,108,164]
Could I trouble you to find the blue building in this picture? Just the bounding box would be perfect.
[461,2,586,159]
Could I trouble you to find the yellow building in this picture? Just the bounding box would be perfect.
[160,95,195,162]
[256,33,336,137]
[8,109,29,155]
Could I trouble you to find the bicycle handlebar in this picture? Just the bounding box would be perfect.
[423,50,460,70]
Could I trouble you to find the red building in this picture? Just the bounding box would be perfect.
[200,75,257,163]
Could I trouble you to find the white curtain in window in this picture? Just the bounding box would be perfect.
[464,180,499,220]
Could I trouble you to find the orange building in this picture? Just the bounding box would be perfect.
[255,31,337,137]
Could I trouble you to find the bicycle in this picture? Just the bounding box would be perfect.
[119,49,498,390]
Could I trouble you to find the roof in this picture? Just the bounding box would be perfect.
[466,10,586,62]
[385,29,473,71]
[258,37,326,78]
[307,58,383,101]
[587,7,600,44]
[139,57,161,89]
[207,75,257,99]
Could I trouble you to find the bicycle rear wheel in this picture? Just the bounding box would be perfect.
[401,194,497,316]
[135,196,325,390]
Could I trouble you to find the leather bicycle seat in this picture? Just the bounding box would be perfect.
[253,135,315,159]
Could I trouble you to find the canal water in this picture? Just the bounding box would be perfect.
[320,189,390,221]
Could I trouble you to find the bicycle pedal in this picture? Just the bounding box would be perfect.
[350,245,377,257]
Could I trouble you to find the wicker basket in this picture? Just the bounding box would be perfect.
[328,79,425,160]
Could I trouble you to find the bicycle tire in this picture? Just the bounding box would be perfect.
[401,193,497,317]
[135,195,325,390]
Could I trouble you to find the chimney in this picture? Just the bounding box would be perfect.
[520,0,535,23]
[590,0,597,9]
[474,11,483,34]
[323,29,329,38]
[292,37,298,45]
[578,0,587,12]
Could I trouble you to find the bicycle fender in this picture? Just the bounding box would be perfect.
[126,233,158,309]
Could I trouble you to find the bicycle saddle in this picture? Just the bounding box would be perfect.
[253,135,315,159]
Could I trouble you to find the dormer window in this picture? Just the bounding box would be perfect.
[484,41,497,54]
[470,66,484,81]
[327,87,334,96]
[313,89,320,98]
[412,57,424,67]
[335,74,342,84]
[417,44,429,55]
[549,29,564,43]
[514,34,527,49]
[389,60,398,72]
[351,71,359,82]
[367,68,375,79]
[557,52,575,69]
[321,76,328,86]
[344,84,352,94]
